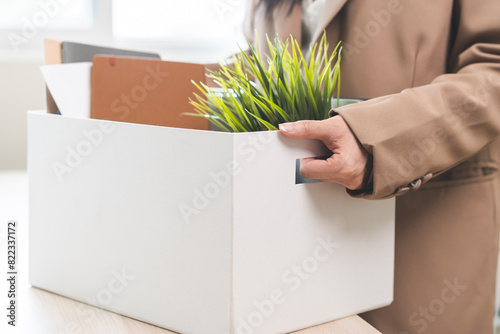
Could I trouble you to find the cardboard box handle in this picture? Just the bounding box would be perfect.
[295,158,323,185]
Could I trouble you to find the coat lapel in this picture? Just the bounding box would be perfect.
[311,0,347,44]
[256,0,347,55]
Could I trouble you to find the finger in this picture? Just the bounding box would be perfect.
[279,120,332,141]
[300,156,341,180]
[302,156,366,190]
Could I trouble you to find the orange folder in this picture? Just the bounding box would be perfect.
[91,56,209,130]
[44,39,63,114]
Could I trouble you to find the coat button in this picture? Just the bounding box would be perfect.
[395,186,410,196]
[421,173,433,184]
[409,179,422,190]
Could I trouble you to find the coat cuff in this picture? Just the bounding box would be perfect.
[330,92,438,199]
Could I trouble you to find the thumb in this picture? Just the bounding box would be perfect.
[279,120,332,140]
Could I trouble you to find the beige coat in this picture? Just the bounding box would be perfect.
[244,0,500,333]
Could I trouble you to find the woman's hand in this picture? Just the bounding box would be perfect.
[279,116,370,190]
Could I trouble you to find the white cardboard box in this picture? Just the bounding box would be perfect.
[28,111,395,334]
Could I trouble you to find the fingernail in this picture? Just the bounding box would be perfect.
[279,123,295,133]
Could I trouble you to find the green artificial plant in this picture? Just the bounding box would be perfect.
[189,33,341,132]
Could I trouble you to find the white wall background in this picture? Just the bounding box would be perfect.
[0,0,247,170]
[0,60,45,170]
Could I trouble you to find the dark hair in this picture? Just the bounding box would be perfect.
[260,0,301,15]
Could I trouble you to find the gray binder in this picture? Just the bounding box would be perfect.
[61,41,161,63]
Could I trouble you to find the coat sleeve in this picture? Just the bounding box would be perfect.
[334,0,500,199]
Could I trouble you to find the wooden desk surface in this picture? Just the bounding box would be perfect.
[0,171,380,334]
